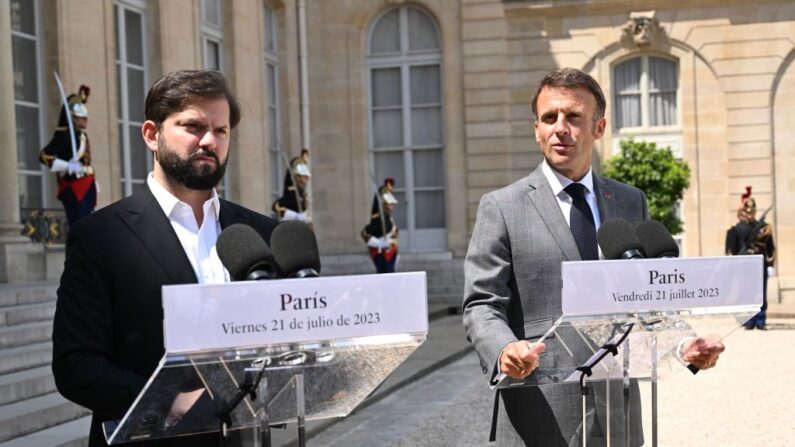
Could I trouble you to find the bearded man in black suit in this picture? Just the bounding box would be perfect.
[52,70,278,446]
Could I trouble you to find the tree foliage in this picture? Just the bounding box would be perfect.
[602,139,691,234]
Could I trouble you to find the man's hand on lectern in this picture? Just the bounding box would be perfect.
[499,341,546,379]
[681,336,725,370]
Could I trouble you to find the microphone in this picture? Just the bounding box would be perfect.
[216,224,279,281]
[634,220,679,258]
[270,221,321,278]
[596,218,645,260]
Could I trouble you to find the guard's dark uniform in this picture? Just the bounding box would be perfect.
[361,179,399,273]
[272,149,311,224]
[725,187,776,329]
[39,85,97,225]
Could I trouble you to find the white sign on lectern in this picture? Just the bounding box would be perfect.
[162,272,428,353]
[561,255,763,317]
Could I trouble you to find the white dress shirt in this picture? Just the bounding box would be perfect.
[541,159,603,257]
[147,173,229,284]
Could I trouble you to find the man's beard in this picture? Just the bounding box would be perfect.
[157,135,227,191]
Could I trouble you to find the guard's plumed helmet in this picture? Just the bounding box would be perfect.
[741,186,756,214]
[380,178,398,205]
[69,85,90,118]
[291,149,311,177]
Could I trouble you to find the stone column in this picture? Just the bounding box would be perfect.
[0,0,44,283]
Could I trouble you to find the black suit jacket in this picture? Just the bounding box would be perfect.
[52,185,278,446]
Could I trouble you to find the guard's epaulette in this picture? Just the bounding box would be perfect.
[760,225,772,237]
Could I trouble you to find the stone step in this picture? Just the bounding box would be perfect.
[0,366,56,406]
[0,415,89,447]
[0,321,52,349]
[0,301,57,327]
[0,281,58,308]
[0,342,52,376]
[0,341,52,374]
[0,392,90,443]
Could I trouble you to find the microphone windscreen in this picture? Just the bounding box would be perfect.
[635,220,679,258]
[270,221,321,276]
[597,218,645,260]
[216,224,273,281]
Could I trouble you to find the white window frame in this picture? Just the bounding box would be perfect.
[115,1,149,197]
[366,6,446,251]
[264,1,282,204]
[11,0,49,209]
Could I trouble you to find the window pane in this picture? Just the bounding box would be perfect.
[391,190,407,230]
[371,68,401,107]
[412,149,443,188]
[615,94,641,128]
[411,107,441,145]
[202,0,220,26]
[373,110,403,148]
[410,65,440,105]
[268,109,278,147]
[264,4,276,53]
[414,191,445,228]
[650,92,677,126]
[370,10,399,54]
[114,5,120,61]
[10,0,35,34]
[129,125,149,180]
[649,57,677,91]
[12,36,38,102]
[204,39,221,70]
[125,9,144,66]
[374,151,405,189]
[127,68,145,122]
[270,151,281,200]
[15,105,41,170]
[408,9,438,51]
[267,64,277,106]
[18,173,43,209]
[614,58,640,93]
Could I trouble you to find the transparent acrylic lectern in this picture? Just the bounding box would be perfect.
[102,272,429,446]
[492,256,763,447]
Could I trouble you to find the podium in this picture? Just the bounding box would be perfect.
[493,256,763,447]
[102,272,428,445]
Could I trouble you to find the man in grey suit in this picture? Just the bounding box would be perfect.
[462,68,723,446]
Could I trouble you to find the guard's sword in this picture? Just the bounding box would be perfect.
[52,71,78,161]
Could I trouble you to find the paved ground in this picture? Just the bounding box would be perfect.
[284,316,795,447]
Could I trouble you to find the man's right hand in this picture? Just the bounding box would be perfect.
[499,340,546,379]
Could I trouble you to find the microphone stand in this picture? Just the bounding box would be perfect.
[574,322,634,447]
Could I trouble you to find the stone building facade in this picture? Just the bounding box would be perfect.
[3,0,794,300]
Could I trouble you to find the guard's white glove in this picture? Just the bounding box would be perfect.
[767,266,775,277]
[50,158,69,173]
[366,236,382,249]
[67,161,84,175]
[381,238,393,249]
[282,209,307,222]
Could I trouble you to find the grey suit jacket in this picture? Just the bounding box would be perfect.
[462,163,649,446]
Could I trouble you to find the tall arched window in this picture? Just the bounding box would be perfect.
[264,1,283,204]
[114,0,149,196]
[366,6,446,251]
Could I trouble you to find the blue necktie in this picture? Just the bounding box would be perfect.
[565,183,598,261]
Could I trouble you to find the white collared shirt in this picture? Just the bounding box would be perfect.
[541,159,602,231]
[147,173,229,284]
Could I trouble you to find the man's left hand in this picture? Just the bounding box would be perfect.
[682,337,725,370]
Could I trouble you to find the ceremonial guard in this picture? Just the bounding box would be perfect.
[361,178,399,273]
[725,186,776,329]
[39,85,97,225]
[272,149,312,225]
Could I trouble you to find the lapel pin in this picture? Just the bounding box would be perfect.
[603,191,611,199]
